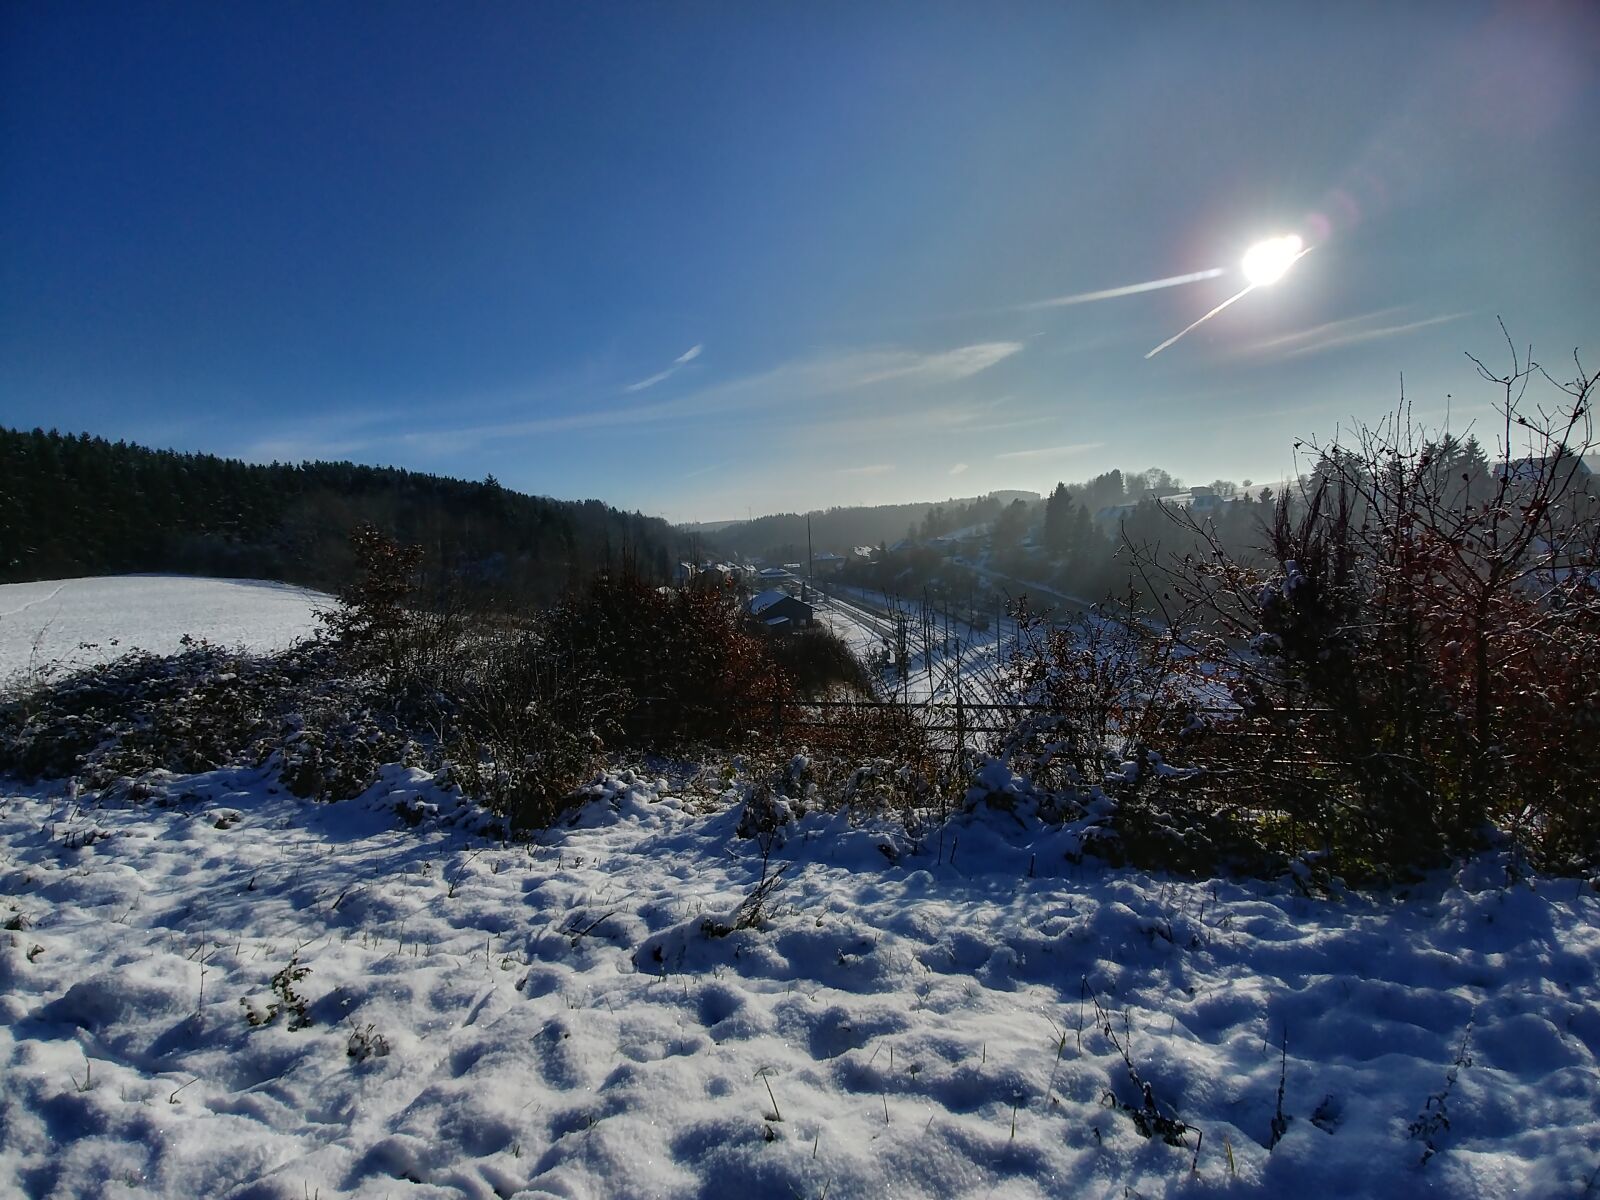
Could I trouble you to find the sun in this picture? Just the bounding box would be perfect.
[1144,230,1314,357]
[1240,234,1306,287]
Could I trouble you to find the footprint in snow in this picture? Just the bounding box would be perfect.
[1311,1092,1343,1133]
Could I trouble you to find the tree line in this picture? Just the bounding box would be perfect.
[706,490,1041,565]
[0,427,686,602]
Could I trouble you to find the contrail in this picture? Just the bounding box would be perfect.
[1019,267,1225,311]
[1144,283,1256,359]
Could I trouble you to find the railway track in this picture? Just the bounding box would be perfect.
[816,584,1016,709]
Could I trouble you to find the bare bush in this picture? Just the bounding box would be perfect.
[1000,597,1207,791]
[1143,330,1598,873]
[784,702,959,827]
[437,627,619,831]
[989,595,1270,873]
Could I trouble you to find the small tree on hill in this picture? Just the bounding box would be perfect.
[318,524,469,687]
[319,525,424,676]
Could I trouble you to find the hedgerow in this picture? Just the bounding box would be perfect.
[0,530,873,833]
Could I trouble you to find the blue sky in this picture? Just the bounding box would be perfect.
[4,2,1596,522]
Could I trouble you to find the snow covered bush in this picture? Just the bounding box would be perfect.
[0,552,874,832]
[784,699,959,826]
[0,640,334,784]
[992,599,1269,874]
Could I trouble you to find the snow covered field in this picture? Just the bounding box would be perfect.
[3,765,1597,1199]
[0,577,329,683]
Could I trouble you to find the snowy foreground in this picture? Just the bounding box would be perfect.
[0,576,327,682]
[3,767,1597,1199]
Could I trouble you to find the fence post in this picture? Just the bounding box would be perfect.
[953,690,967,771]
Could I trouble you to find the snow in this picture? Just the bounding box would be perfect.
[2,576,1595,1196]
[0,577,329,684]
[3,765,1597,1199]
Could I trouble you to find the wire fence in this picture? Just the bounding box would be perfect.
[623,693,1343,813]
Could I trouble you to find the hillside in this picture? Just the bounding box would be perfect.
[705,491,1040,563]
[0,428,687,601]
[0,576,326,682]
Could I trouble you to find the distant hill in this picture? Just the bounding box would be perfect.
[703,491,1040,563]
[680,519,744,534]
[0,427,687,601]
[982,490,1042,506]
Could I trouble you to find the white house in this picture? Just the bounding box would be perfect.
[1495,454,1594,485]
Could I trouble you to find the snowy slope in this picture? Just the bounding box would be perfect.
[2,766,1596,1199]
[0,577,328,683]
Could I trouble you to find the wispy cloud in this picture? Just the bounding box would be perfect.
[682,459,731,480]
[1239,310,1468,360]
[623,368,676,393]
[949,462,969,475]
[849,341,1024,385]
[624,343,705,392]
[400,340,1026,452]
[995,441,1104,461]
[797,405,1051,444]
[836,463,895,477]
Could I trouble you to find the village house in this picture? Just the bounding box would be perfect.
[747,588,814,632]
[1093,487,1232,529]
[1495,454,1594,485]
[755,565,795,590]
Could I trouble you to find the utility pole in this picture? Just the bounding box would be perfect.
[953,622,966,766]
[922,587,932,673]
[806,514,814,584]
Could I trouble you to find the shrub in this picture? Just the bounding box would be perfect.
[543,571,797,748]
[787,702,958,827]
[318,523,471,691]
[766,625,872,698]
[438,629,616,831]
[988,599,1272,874]
[0,635,447,805]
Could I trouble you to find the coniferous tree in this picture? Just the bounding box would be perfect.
[1042,483,1074,561]
[0,426,688,603]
